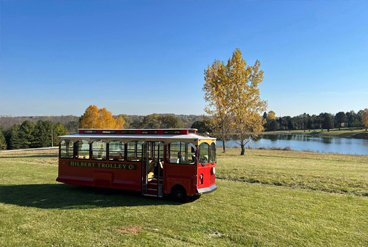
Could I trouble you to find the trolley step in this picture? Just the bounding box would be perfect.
[143,193,163,198]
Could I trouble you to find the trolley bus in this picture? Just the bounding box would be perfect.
[57,128,217,201]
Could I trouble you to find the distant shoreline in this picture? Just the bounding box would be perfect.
[210,129,368,140]
[262,130,368,139]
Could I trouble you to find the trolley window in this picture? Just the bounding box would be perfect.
[167,141,196,164]
[92,140,107,160]
[144,142,164,160]
[109,141,125,161]
[60,139,73,159]
[127,141,142,162]
[75,140,90,160]
[199,143,209,164]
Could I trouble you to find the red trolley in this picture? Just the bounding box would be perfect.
[57,129,217,201]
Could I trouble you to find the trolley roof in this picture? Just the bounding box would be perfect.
[59,129,216,145]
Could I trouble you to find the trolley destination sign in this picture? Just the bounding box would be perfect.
[68,161,137,170]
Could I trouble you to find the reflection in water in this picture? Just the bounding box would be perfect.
[321,138,332,144]
[266,135,279,142]
[218,134,368,155]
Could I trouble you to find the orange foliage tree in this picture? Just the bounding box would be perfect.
[80,105,125,129]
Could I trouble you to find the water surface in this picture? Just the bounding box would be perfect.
[217,134,368,156]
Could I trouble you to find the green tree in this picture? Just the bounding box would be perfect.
[141,114,161,129]
[32,120,54,147]
[53,122,69,146]
[322,113,334,132]
[353,119,362,127]
[191,120,212,134]
[335,112,346,130]
[5,124,21,150]
[346,111,356,128]
[268,120,278,131]
[0,126,7,150]
[66,119,80,133]
[160,115,183,128]
[19,120,35,148]
[362,108,368,131]
[287,117,293,130]
[130,118,142,129]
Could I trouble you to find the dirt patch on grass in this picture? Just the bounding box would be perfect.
[116,225,142,236]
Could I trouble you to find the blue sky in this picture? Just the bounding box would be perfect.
[1,0,367,117]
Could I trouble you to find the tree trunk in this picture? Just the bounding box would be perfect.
[222,132,226,153]
[240,142,245,155]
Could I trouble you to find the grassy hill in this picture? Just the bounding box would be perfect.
[1,149,367,246]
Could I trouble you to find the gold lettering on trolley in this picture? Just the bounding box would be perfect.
[68,161,137,170]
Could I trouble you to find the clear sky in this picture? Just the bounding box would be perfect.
[1,0,367,117]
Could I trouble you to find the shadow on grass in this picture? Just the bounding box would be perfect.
[0,184,191,209]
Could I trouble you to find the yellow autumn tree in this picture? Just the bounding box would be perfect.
[203,48,267,155]
[267,111,276,120]
[98,108,117,129]
[80,105,125,129]
[115,115,125,129]
[228,49,267,155]
[203,60,233,153]
[362,108,368,131]
[80,105,100,128]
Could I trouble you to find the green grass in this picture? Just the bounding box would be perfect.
[218,148,368,196]
[1,149,368,246]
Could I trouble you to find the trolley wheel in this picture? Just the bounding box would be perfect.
[171,185,187,202]
[97,188,111,195]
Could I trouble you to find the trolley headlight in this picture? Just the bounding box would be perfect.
[212,167,216,175]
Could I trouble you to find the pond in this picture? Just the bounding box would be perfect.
[217,134,368,156]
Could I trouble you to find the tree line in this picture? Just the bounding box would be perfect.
[262,109,368,132]
[0,120,68,150]
[79,105,187,130]
[191,109,368,135]
[0,115,78,131]
[0,114,204,133]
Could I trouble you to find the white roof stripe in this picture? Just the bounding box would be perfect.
[59,133,215,141]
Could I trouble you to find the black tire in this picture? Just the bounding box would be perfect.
[97,188,111,195]
[171,186,187,202]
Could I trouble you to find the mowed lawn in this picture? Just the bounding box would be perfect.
[0,149,368,246]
